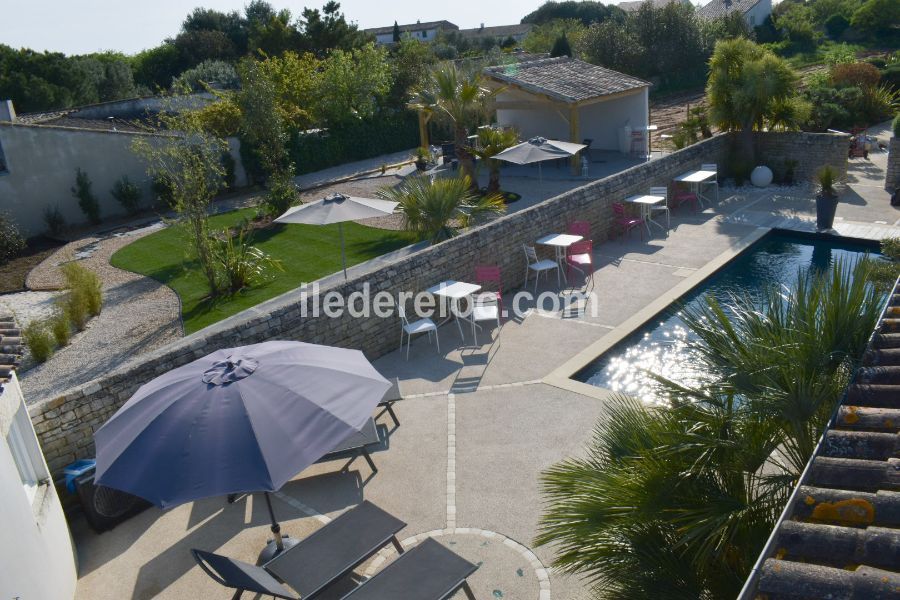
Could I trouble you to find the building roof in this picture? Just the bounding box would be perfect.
[697,0,761,19]
[748,278,900,597]
[364,20,458,36]
[618,0,689,12]
[0,315,23,394]
[484,56,650,104]
[16,111,155,133]
[458,23,533,38]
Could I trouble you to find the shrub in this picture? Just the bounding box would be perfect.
[49,307,71,346]
[851,0,900,36]
[0,211,25,265]
[825,14,850,39]
[831,62,881,88]
[61,262,102,329]
[212,228,281,294]
[893,113,900,137]
[111,176,143,215]
[71,168,101,224]
[152,174,176,208]
[817,165,839,195]
[23,320,54,363]
[263,171,297,217]
[43,205,66,237]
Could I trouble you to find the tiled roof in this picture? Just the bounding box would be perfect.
[16,110,158,133]
[749,277,900,598]
[484,56,650,104]
[365,20,458,35]
[618,0,689,12]
[697,0,761,19]
[0,315,23,394]
[458,24,533,38]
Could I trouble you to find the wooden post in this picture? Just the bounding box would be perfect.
[569,105,580,175]
[418,111,429,149]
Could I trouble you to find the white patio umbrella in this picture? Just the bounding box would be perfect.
[275,193,398,280]
[493,136,587,183]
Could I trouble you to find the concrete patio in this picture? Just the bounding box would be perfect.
[71,138,900,600]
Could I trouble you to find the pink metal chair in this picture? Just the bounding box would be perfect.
[566,240,594,289]
[612,203,644,240]
[567,220,591,240]
[670,182,699,211]
[474,265,503,313]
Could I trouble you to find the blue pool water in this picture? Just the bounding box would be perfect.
[575,232,880,402]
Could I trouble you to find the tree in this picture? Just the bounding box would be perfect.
[132,113,228,295]
[316,44,392,126]
[537,261,883,599]
[173,29,237,70]
[471,127,519,193]
[550,33,573,57]
[297,2,372,56]
[131,44,182,90]
[707,38,801,164]
[386,38,436,109]
[377,175,505,243]
[851,0,900,36]
[171,60,239,92]
[523,19,586,54]
[522,1,618,26]
[410,63,498,191]
[392,21,401,43]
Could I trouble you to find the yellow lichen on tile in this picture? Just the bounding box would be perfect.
[811,498,875,525]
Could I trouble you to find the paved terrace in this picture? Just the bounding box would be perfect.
[72,141,900,600]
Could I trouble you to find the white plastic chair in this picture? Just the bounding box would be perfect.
[398,304,439,360]
[700,163,719,203]
[470,292,501,347]
[648,186,670,229]
[523,245,559,293]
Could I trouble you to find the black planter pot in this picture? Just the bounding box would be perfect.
[816,193,839,230]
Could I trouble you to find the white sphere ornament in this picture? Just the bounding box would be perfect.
[751,165,773,187]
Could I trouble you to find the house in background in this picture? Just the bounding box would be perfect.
[0,317,77,600]
[618,0,692,13]
[458,23,533,45]
[365,20,459,44]
[484,57,651,169]
[697,0,772,27]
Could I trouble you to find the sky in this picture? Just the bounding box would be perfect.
[0,0,561,56]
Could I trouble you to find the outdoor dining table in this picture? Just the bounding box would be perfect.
[625,193,667,237]
[674,169,717,208]
[426,280,482,340]
[536,233,583,284]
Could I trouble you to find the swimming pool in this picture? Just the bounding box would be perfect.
[574,231,880,402]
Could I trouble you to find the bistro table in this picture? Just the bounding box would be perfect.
[536,233,583,284]
[674,169,717,208]
[426,280,482,340]
[624,193,667,237]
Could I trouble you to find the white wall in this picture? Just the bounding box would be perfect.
[0,123,247,237]
[0,374,77,600]
[744,0,772,27]
[494,88,570,141]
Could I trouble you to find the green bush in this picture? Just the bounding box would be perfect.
[71,168,101,224]
[23,320,54,363]
[212,228,282,294]
[61,262,102,329]
[43,205,66,237]
[49,308,71,346]
[111,176,143,215]
[825,14,850,39]
[0,211,25,266]
[263,171,297,217]
[152,174,176,208]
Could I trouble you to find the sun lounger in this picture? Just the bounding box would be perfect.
[319,416,381,473]
[192,500,406,599]
[376,377,402,427]
[340,538,478,600]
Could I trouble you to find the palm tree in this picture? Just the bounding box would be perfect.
[536,260,884,599]
[377,175,505,243]
[707,39,801,164]
[470,127,519,194]
[410,63,498,191]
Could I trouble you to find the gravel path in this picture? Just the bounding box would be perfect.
[14,223,182,404]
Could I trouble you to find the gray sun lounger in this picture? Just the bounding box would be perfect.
[340,537,478,600]
[318,416,381,473]
[192,500,406,599]
[375,377,402,427]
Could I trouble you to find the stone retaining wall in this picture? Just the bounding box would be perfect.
[887,137,900,192]
[755,131,851,183]
[27,132,847,477]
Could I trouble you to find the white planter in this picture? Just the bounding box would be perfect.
[751,165,773,187]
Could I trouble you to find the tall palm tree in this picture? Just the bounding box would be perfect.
[377,175,505,243]
[470,127,519,194]
[537,260,884,599]
[410,63,498,191]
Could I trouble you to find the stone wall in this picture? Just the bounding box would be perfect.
[887,137,900,192]
[27,131,848,477]
[755,131,851,183]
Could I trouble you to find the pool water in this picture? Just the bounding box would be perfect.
[575,232,879,402]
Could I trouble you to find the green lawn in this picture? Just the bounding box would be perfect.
[111,208,415,334]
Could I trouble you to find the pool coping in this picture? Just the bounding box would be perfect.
[543,227,772,400]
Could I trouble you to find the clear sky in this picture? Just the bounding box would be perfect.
[0,0,564,56]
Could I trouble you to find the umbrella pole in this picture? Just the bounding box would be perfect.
[264,492,285,552]
[339,222,348,280]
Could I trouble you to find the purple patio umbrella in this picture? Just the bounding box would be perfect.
[94,340,391,559]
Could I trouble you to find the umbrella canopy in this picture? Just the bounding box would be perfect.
[94,340,391,509]
[274,193,398,280]
[493,136,587,165]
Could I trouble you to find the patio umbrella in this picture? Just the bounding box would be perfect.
[94,340,391,560]
[274,193,398,280]
[493,136,587,183]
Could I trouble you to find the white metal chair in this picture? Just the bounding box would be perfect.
[700,163,719,203]
[398,304,439,360]
[648,186,670,229]
[523,245,560,293]
[470,292,501,347]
